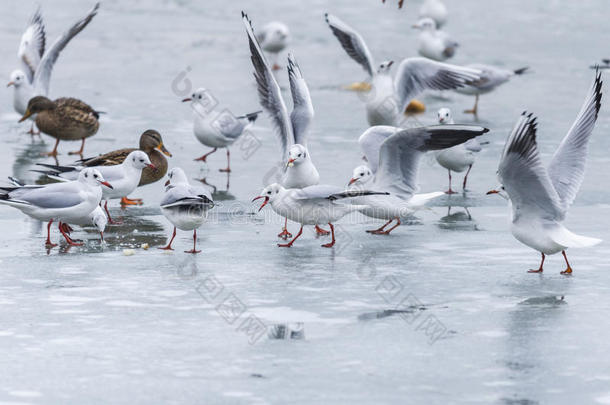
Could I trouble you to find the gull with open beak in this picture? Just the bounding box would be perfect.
[253,183,388,248]
[0,168,110,247]
[34,151,155,224]
[488,71,603,275]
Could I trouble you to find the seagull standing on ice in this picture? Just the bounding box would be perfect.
[419,0,448,28]
[348,124,489,234]
[7,3,99,134]
[256,21,290,71]
[159,168,215,254]
[487,72,603,275]
[434,108,482,193]
[412,18,458,62]
[325,13,482,126]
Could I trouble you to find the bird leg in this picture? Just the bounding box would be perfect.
[463,164,473,191]
[45,219,57,247]
[103,201,123,224]
[378,218,401,235]
[58,221,83,246]
[445,170,457,194]
[464,94,479,116]
[560,251,573,275]
[278,218,292,239]
[194,147,217,162]
[528,253,545,273]
[315,225,330,236]
[278,226,303,247]
[120,197,143,206]
[196,178,217,194]
[321,223,336,248]
[185,229,201,254]
[219,149,231,172]
[366,219,393,234]
[158,227,177,251]
[68,138,86,156]
[43,139,60,157]
[27,123,40,136]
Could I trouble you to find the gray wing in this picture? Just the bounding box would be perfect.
[18,7,46,83]
[288,54,314,146]
[547,71,602,211]
[358,126,399,173]
[243,12,294,161]
[325,13,375,78]
[293,184,344,200]
[33,2,99,95]
[465,63,512,91]
[374,125,489,197]
[161,184,213,207]
[394,57,482,112]
[9,181,85,209]
[498,113,564,221]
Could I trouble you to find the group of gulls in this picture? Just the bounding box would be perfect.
[0,2,605,275]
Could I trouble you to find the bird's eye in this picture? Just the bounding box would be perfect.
[84,173,88,178]
[140,159,144,162]
[298,153,301,157]
[360,172,364,176]
[94,174,98,178]
[198,95,202,99]
[192,93,195,98]
[267,191,271,194]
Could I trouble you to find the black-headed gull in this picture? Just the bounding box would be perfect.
[0,168,110,247]
[253,184,388,248]
[325,13,482,126]
[419,0,448,28]
[256,21,290,71]
[487,72,603,275]
[159,168,215,254]
[182,88,260,172]
[35,151,154,224]
[7,3,99,135]
[348,124,489,234]
[412,18,458,62]
[456,64,528,116]
[435,108,482,193]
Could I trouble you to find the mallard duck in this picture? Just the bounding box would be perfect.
[77,129,172,205]
[19,95,99,156]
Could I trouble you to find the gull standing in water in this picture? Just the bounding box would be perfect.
[159,168,215,254]
[348,125,489,234]
[244,12,328,238]
[7,3,99,134]
[435,108,482,193]
[256,21,290,71]
[487,72,603,274]
[412,18,458,62]
[325,13,482,126]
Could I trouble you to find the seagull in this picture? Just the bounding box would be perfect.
[256,21,290,71]
[325,13,482,126]
[0,168,111,247]
[487,72,603,275]
[34,151,154,224]
[253,184,388,248]
[348,124,489,234]
[159,168,215,254]
[412,18,458,62]
[182,88,261,172]
[7,3,99,134]
[419,0,448,28]
[243,12,328,238]
[434,108,482,193]
[456,64,529,116]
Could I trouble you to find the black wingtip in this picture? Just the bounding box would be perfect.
[482,128,490,134]
[514,66,529,75]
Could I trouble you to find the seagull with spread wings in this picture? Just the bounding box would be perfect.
[325,13,482,126]
[487,72,603,275]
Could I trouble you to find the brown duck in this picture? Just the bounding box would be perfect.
[77,129,172,205]
[19,95,99,156]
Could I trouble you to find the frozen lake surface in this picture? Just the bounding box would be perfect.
[1,0,610,403]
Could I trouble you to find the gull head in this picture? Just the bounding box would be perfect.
[412,17,437,31]
[127,151,155,171]
[7,70,26,88]
[165,167,188,186]
[349,165,373,187]
[486,185,509,200]
[287,144,308,167]
[19,96,54,122]
[377,61,394,75]
[252,183,282,211]
[79,168,113,190]
[182,87,208,104]
[437,107,453,124]
[262,21,290,49]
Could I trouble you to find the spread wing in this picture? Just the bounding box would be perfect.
[498,113,564,221]
[547,71,602,211]
[325,13,375,78]
[18,6,46,83]
[287,54,314,146]
[394,57,482,112]
[358,126,399,173]
[374,125,489,198]
[243,12,294,161]
[33,2,99,95]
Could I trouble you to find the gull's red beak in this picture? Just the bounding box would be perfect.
[348,178,358,185]
[486,189,499,195]
[165,179,170,186]
[7,81,15,87]
[100,181,113,189]
[252,195,269,211]
[147,163,157,170]
[182,98,192,102]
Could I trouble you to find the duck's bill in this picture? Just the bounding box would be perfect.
[181,98,192,102]
[18,109,32,122]
[6,81,15,87]
[100,181,113,189]
[251,195,269,211]
[157,142,172,157]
